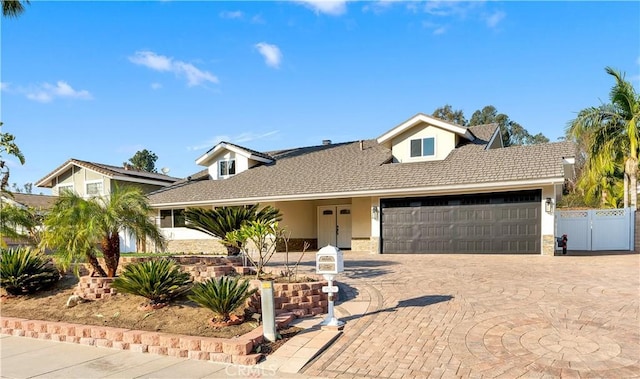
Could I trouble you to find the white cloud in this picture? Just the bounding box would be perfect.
[485,10,506,28]
[255,43,283,69]
[220,10,243,19]
[129,50,173,71]
[25,81,92,103]
[251,14,266,24]
[129,50,219,87]
[294,0,348,16]
[187,130,279,151]
[0,82,9,91]
[422,21,447,35]
[151,82,162,90]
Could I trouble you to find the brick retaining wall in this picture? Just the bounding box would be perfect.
[0,313,297,365]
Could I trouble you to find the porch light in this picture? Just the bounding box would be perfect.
[372,205,379,220]
[545,198,554,213]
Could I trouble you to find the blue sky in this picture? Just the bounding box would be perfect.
[1,1,639,193]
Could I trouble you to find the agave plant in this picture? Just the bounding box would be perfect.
[184,205,281,256]
[188,276,257,321]
[0,247,60,295]
[111,259,192,305]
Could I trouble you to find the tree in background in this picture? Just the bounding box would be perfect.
[126,149,158,173]
[0,124,26,194]
[2,0,29,18]
[567,67,639,209]
[431,105,549,147]
[10,183,33,194]
[431,104,467,126]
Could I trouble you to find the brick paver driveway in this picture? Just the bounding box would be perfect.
[297,253,640,378]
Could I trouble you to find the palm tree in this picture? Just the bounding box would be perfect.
[568,67,640,209]
[184,205,281,256]
[0,203,44,246]
[2,0,29,18]
[40,186,166,277]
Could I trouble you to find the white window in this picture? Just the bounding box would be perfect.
[410,137,435,157]
[57,183,74,194]
[219,159,236,177]
[86,181,103,196]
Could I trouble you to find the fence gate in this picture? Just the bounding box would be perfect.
[555,208,635,251]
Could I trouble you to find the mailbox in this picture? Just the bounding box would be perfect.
[316,245,344,275]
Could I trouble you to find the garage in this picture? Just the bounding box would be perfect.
[380,190,541,254]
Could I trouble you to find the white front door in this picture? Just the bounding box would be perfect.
[317,205,351,249]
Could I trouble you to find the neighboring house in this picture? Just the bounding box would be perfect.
[0,192,58,248]
[148,113,576,255]
[35,158,180,252]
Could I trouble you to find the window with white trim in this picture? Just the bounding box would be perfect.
[219,159,236,177]
[57,183,74,194]
[85,181,103,196]
[410,137,435,157]
[160,209,185,228]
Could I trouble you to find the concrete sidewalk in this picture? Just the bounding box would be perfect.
[0,301,356,379]
[0,320,338,379]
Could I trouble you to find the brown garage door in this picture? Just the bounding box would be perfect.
[381,190,541,254]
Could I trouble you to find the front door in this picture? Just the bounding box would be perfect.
[317,205,352,249]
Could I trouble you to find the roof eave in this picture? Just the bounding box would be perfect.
[149,176,566,208]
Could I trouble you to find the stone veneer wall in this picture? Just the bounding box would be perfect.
[166,239,228,255]
[351,238,371,252]
[542,234,555,256]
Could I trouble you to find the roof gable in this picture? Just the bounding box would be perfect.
[36,159,180,188]
[195,142,274,167]
[377,113,475,146]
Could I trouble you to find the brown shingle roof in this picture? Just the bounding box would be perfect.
[4,193,58,210]
[148,139,575,206]
[36,158,181,188]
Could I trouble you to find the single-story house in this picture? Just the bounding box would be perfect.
[35,158,180,252]
[148,113,576,255]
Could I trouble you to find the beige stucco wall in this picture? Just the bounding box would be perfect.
[391,122,456,163]
[351,197,371,238]
[273,200,316,238]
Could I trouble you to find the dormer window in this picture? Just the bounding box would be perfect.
[219,159,236,177]
[410,137,435,158]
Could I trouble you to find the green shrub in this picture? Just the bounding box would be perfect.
[188,277,257,321]
[0,247,60,295]
[111,259,192,305]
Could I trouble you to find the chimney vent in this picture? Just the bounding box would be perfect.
[322,139,331,145]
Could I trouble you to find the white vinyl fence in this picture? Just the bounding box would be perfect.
[555,208,635,251]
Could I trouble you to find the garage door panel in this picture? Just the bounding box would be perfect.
[381,190,541,254]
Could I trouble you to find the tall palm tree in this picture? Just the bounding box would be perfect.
[2,0,29,18]
[40,186,166,277]
[184,205,281,256]
[568,67,640,208]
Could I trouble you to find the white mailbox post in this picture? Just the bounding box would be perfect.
[316,245,344,327]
